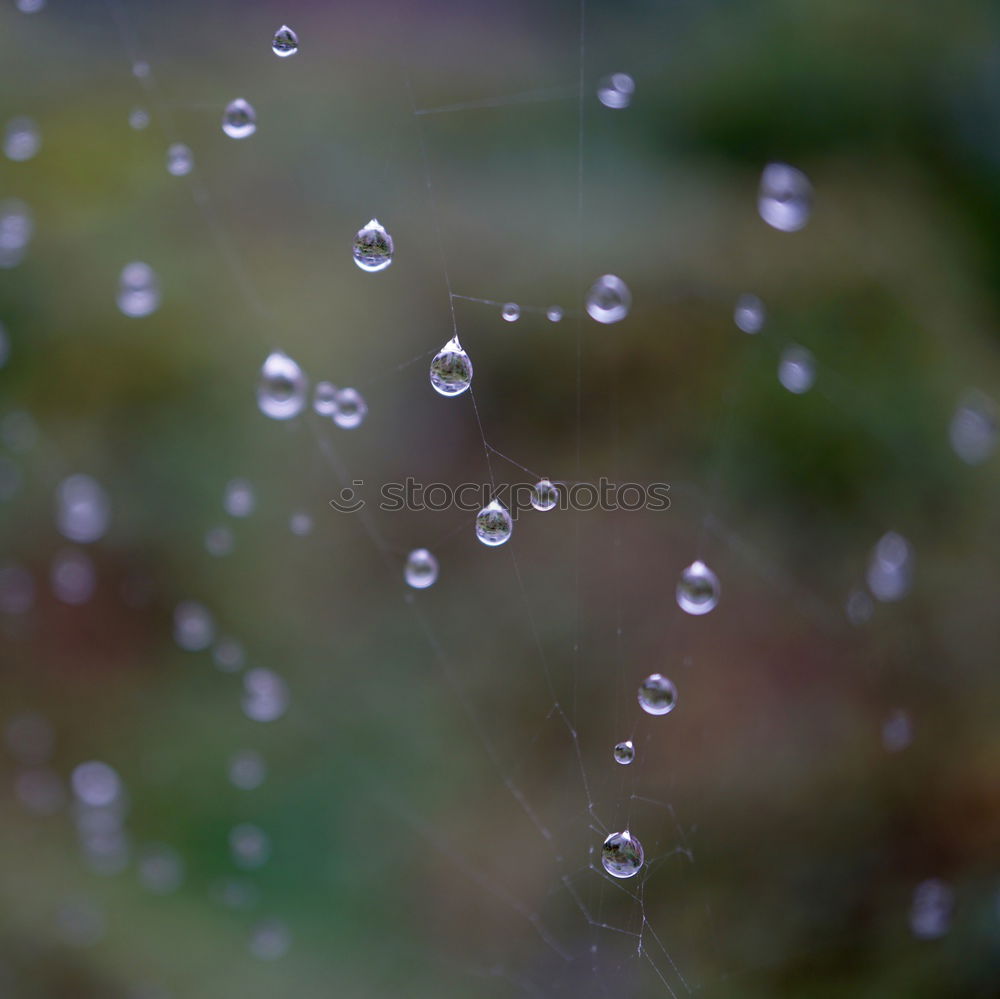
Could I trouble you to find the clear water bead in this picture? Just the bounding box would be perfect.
[257,351,307,420]
[950,390,996,465]
[546,306,564,322]
[531,479,558,512]
[352,218,393,272]
[272,25,299,57]
[586,274,631,324]
[404,548,439,589]
[475,499,513,547]
[597,73,635,109]
[4,117,40,161]
[676,560,720,615]
[313,381,339,416]
[166,143,193,177]
[613,740,635,765]
[501,302,520,322]
[222,99,256,140]
[758,162,812,232]
[429,336,473,397]
[331,387,367,429]
[601,830,644,879]
[638,673,677,716]
[734,293,765,334]
[117,261,160,318]
[778,345,815,394]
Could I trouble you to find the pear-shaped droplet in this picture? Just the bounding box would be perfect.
[430,336,473,397]
[637,673,677,716]
[257,351,307,420]
[613,740,635,765]
[676,560,719,615]
[758,162,812,232]
[222,99,256,140]
[531,479,558,512]
[778,345,815,394]
[404,548,438,589]
[586,274,631,324]
[166,143,193,177]
[117,262,160,318]
[596,73,635,109]
[601,830,643,879]
[313,381,338,417]
[734,293,765,334]
[352,218,393,273]
[332,388,367,429]
[272,25,299,57]
[475,499,512,547]
[501,303,520,322]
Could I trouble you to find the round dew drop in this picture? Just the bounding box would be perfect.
[475,500,512,547]
[758,162,812,232]
[778,345,815,394]
[601,830,644,879]
[404,548,439,589]
[586,274,631,324]
[501,302,520,322]
[257,351,307,420]
[676,560,720,615]
[596,73,635,109]
[546,306,564,322]
[272,25,299,57]
[531,478,558,512]
[331,388,367,429]
[429,337,473,397]
[638,673,677,716]
[734,293,765,334]
[222,99,256,140]
[313,381,339,417]
[613,740,635,765]
[353,219,393,273]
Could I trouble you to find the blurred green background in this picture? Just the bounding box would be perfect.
[1,0,999,996]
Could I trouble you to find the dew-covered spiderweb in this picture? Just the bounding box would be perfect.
[2,2,1000,997]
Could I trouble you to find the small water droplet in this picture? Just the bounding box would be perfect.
[56,474,110,543]
[405,548,439,589]
[586,274,631,324]
[16,0,46,12]
[734,293,765,334]
[950,390,996,465]
[313,381,339,416]
[229,823,271,869]
[0,321,9,368]
[257,351,307,420]
[117,261,160,318]
[51,548,96,604]
[778,345,815,394]
[638,673,677,716]
[845,588,874,626]
[866,531,913,602]
[4,117,40,161]
[882,708,912,753]
[132,61,150,78]
[676,560,719,615]
[352,218,393,272]
[204,525,234,557]
[229,749,266,790]
[475,499,512,547]
[501,302,520,322]
[546,306,564,322]
[613,740,635,765]
[596,73,635,109]
[242,668,288,722]
[166,143,193,177]
[222,99,256,140]
[213,637,245,672]
[137,844,184,895]
[531,478,559,512]
[224,478,255,518]
[271,24,299,57]
[601,830,643,878]
[128,107,150,131]
[289,512,313,536]
[910,879,952,940]
[249,919,292,960]
[174,600,214,651]
[331,387,367,429]
[0,199,33,268]
[758,162,812,232]
[71,761,121,808]
[430,336,473,397]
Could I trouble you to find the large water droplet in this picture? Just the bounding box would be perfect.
[117,262,160,318]
[56,474,110,543]
[601,830,644,879]
[501,302,520,322]
[778,345,815,394]
[430,336,473,397]
[313,381,339,417]
[257,351,307,420]
[734,293,765,334]
[405,548,439,589]
[222,99,256,140]
[331,387,367,429]
[531,478,559,512]
[676,560,719,615]
[475,499,512,547]
[4,117,40,161]
[637,673,677,716]
[352,218,393,273]
[586,274,631,324]
[596,73,635,109]
[613,740,635,765]
[166,143,193,177]
[950,390,996,465]
[758,162,812,232]
[272,25,299,57]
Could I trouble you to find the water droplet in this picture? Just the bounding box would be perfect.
[845,588,874,626]
[242,668,288,722]
[866,531,913,602]
[882,708,913,753]
[910,879,953,940]
[313,381,339,416]
[229,823,271,869]
[56,474,110,543]
[71,761,121,808]
[166,143,193,177]
[676,560,719,615]
[613,740,635,765]
[734,293,765,334]
[272,24,299,57]
[289,512,313,536]
[950,390,996,465]
[597,73,635,109]
[352,218,393,272]
[638,673,677,716]
[128,108,150,131]
[204,525,234,557]
[223,478,255,518]
[778,345,815,394]
[586,274,631,324]
[758,162,812,232]
[117,261,160,318]
[0,199,33,267]
[331,387,367,429]
[16,0,46,12]
[229,750,266,790]
[137,844,184,895]
[132,61,150,78]
[51,548,97,604]
[531,478,559,512]
[222,99,256,140]
[249,919,292,960]
[174,600,215,651]
[546,306,564,322]
[257,351,307,420]
[430,336,473,397]
[501,302,520,322]
[4,117,40,161]
[213,637,245,672]
[601,830,644,878]
[405,548,439,589]
[475,499,512,547]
